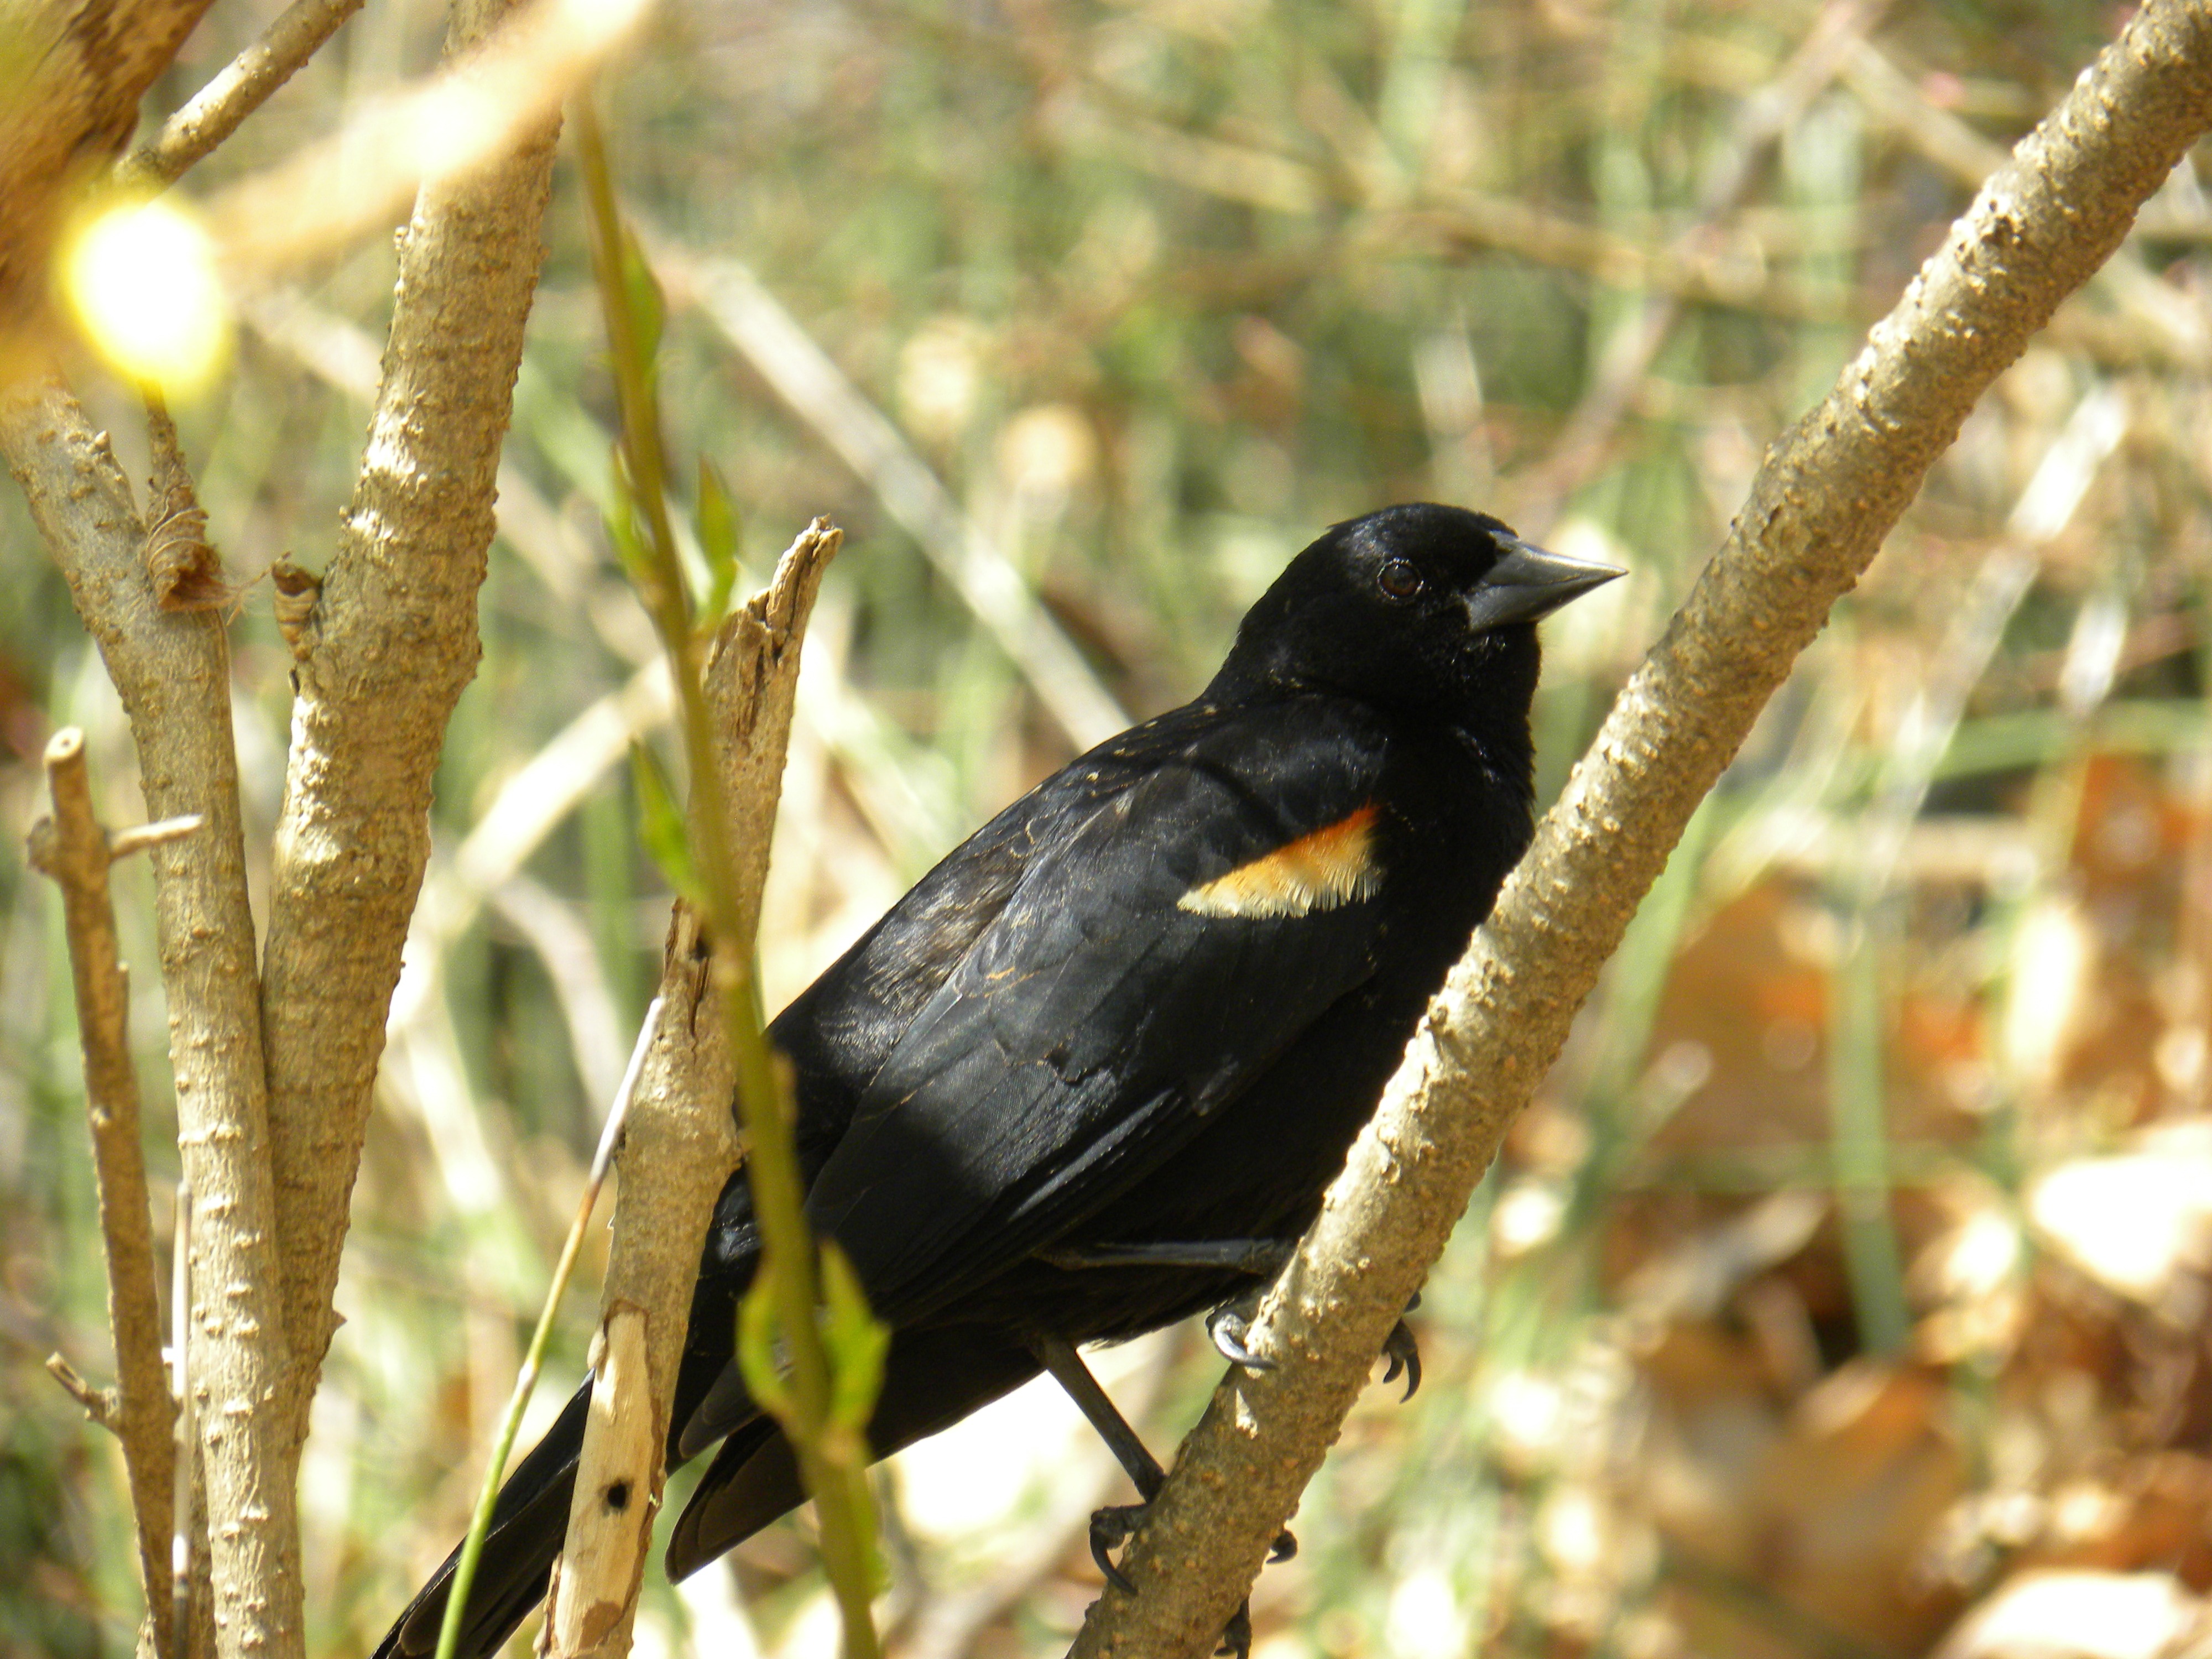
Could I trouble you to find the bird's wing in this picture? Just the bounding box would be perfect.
[802,696,1400,1326]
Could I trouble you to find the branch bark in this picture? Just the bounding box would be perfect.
[255,0,559,1452]
[25,728,187,1654]
[547,519,839,1658]
[113,0,365,192]
[0,382,293,1658]
[1066,4,2212,1655]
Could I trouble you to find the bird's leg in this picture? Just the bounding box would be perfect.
[1036,1238,1416,1647]
[1031,1333,1286,1657]
[1032,1333,1162,1595]
[1043,1239,1424,1398]
[1378,1291,1421,1401]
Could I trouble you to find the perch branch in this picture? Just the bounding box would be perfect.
[1066,5,2212,1654]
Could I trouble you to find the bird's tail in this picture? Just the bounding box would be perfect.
[665,1324,1042,1577]
[373,1326,1046,1659]
[372,1380,593,1659]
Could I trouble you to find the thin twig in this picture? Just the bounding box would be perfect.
[116,0,368,191]
[27,726,181,1655]
[45,1353,122,1431]
[107,816,206,860]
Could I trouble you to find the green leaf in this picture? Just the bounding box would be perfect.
[604,446,650,585]
[735,1267,794,1423]
[696,456,742,622]
[620,227,665,371]
[818,1241,889,1435]
[629,742,698,903]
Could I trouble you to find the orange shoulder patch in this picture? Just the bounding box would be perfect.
[1177,802,1384,919]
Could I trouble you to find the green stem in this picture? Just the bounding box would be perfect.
[573,97,880,1658]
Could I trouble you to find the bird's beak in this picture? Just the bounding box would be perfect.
[1463,535,1625,632]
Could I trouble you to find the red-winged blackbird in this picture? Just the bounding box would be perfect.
[375,503,1619,1659]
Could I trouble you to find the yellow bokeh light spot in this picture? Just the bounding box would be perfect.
[410,81,506,181]
[62,199,229,393]
[554,0,651,49]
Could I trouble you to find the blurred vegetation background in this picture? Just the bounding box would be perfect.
[7,1,2212,1655]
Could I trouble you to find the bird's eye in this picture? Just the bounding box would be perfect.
[1378,559,1423,600]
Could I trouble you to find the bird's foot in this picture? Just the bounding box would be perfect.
[1380,1310,1421,1401]
[1212,1292,1421,1401]
[1218,1600,1253,1658]
[1208,1300,1275,1370]
[1090,1498,1294,1597]
[1089,1500,1145,1593]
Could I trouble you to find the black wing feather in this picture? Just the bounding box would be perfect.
[675,696,1397,1456]
[803,698,1396,1325]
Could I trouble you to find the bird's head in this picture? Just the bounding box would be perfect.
[1209,503,1624,732]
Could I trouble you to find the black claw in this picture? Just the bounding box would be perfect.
[1216,1600,1253,1659]
[1381,1317,1422,1401]
[1091,1540,1135,1595]
[1209,1308,1276,1371]
[1089,1501,1143,1594]
[1269,1527,1297,1563]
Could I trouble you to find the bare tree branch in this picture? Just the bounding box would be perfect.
[1066,5,2212,1655]
[552,519,839,1658]
[114,0,366,192]
[204,0,645,282]
[546,1303,655,1653]
[0,379,294,1658]
[255,0,561,1451]
[26,727,185,1651]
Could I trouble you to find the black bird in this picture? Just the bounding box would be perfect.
[375,503,1619,1659]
